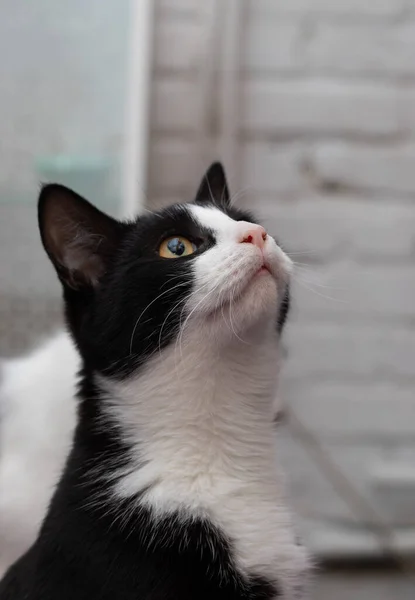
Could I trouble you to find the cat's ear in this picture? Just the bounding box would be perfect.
[194,162,230,207]
[38,184,123,290]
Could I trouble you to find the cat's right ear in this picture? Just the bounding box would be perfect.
[194,162,230,208]
[38,184,124,291]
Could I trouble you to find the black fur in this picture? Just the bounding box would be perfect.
[0,163,288,599]
[195,161,231,208]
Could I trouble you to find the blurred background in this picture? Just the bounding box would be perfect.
[0,0,414,597]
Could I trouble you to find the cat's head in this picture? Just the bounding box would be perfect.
[38,163,292,376]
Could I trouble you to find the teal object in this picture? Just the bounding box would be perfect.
[35,155,114,211]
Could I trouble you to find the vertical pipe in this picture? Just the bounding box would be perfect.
[121,0,154,217]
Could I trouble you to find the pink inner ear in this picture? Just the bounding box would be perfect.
[46,211,106,286]
[62,246,104,284]
[61,226,106,286]
[46,212,80,261]
[39,183,122,290]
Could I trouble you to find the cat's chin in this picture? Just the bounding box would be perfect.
[204,270,279,335]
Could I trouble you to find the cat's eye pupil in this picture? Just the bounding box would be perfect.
[167,238,185,256]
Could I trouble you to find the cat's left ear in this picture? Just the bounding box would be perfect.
[194,162,230,208]
[38,184,124,291]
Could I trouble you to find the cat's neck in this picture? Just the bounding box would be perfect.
[97,323,281,502]
[72,325,310,597]
[92,325,310,595]
[102,322,280,424]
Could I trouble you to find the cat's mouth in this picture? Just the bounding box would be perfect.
[258,263,271,275]
[187,245,290,328]
[206,263,275,319]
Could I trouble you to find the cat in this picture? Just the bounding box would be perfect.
[0,218,289,578]
[0,162,310,599]
[0,319,288,580]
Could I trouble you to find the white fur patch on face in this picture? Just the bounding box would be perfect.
[185,205,292,334]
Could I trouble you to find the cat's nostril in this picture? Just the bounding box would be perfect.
[239,223,267,249]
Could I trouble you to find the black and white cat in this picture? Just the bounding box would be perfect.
[0,163,309,599]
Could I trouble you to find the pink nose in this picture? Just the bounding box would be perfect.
[238,222,267,249]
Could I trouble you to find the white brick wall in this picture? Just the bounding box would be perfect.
[314,143,415,194]
[149,0,415,555]
[256,198,415,258]
[249,0,407,17]
[244,81,404,137]
[308,22,415,76]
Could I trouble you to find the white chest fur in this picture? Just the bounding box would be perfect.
[101,326,310,598]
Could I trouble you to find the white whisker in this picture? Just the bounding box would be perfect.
[292,274,348,304]
[129,281,190,354]
[228,287,250,345]
[176,279,224,362]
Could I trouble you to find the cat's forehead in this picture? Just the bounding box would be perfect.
[141,202,256,238]
[188,204,244,237]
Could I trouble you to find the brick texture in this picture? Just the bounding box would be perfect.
[243,81,404,137]
[248,0,407,17]
[314,143,415,195]
[243,20,303,72]
[256,197,415,259]
[308,22,415,76]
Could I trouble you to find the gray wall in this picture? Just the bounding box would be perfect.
[149,0,415,557]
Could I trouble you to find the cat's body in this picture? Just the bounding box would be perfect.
[2,331,306,600]
[0,321,286,579]
[0,163,310,599]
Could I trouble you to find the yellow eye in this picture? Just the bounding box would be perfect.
[158,236,196,259]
